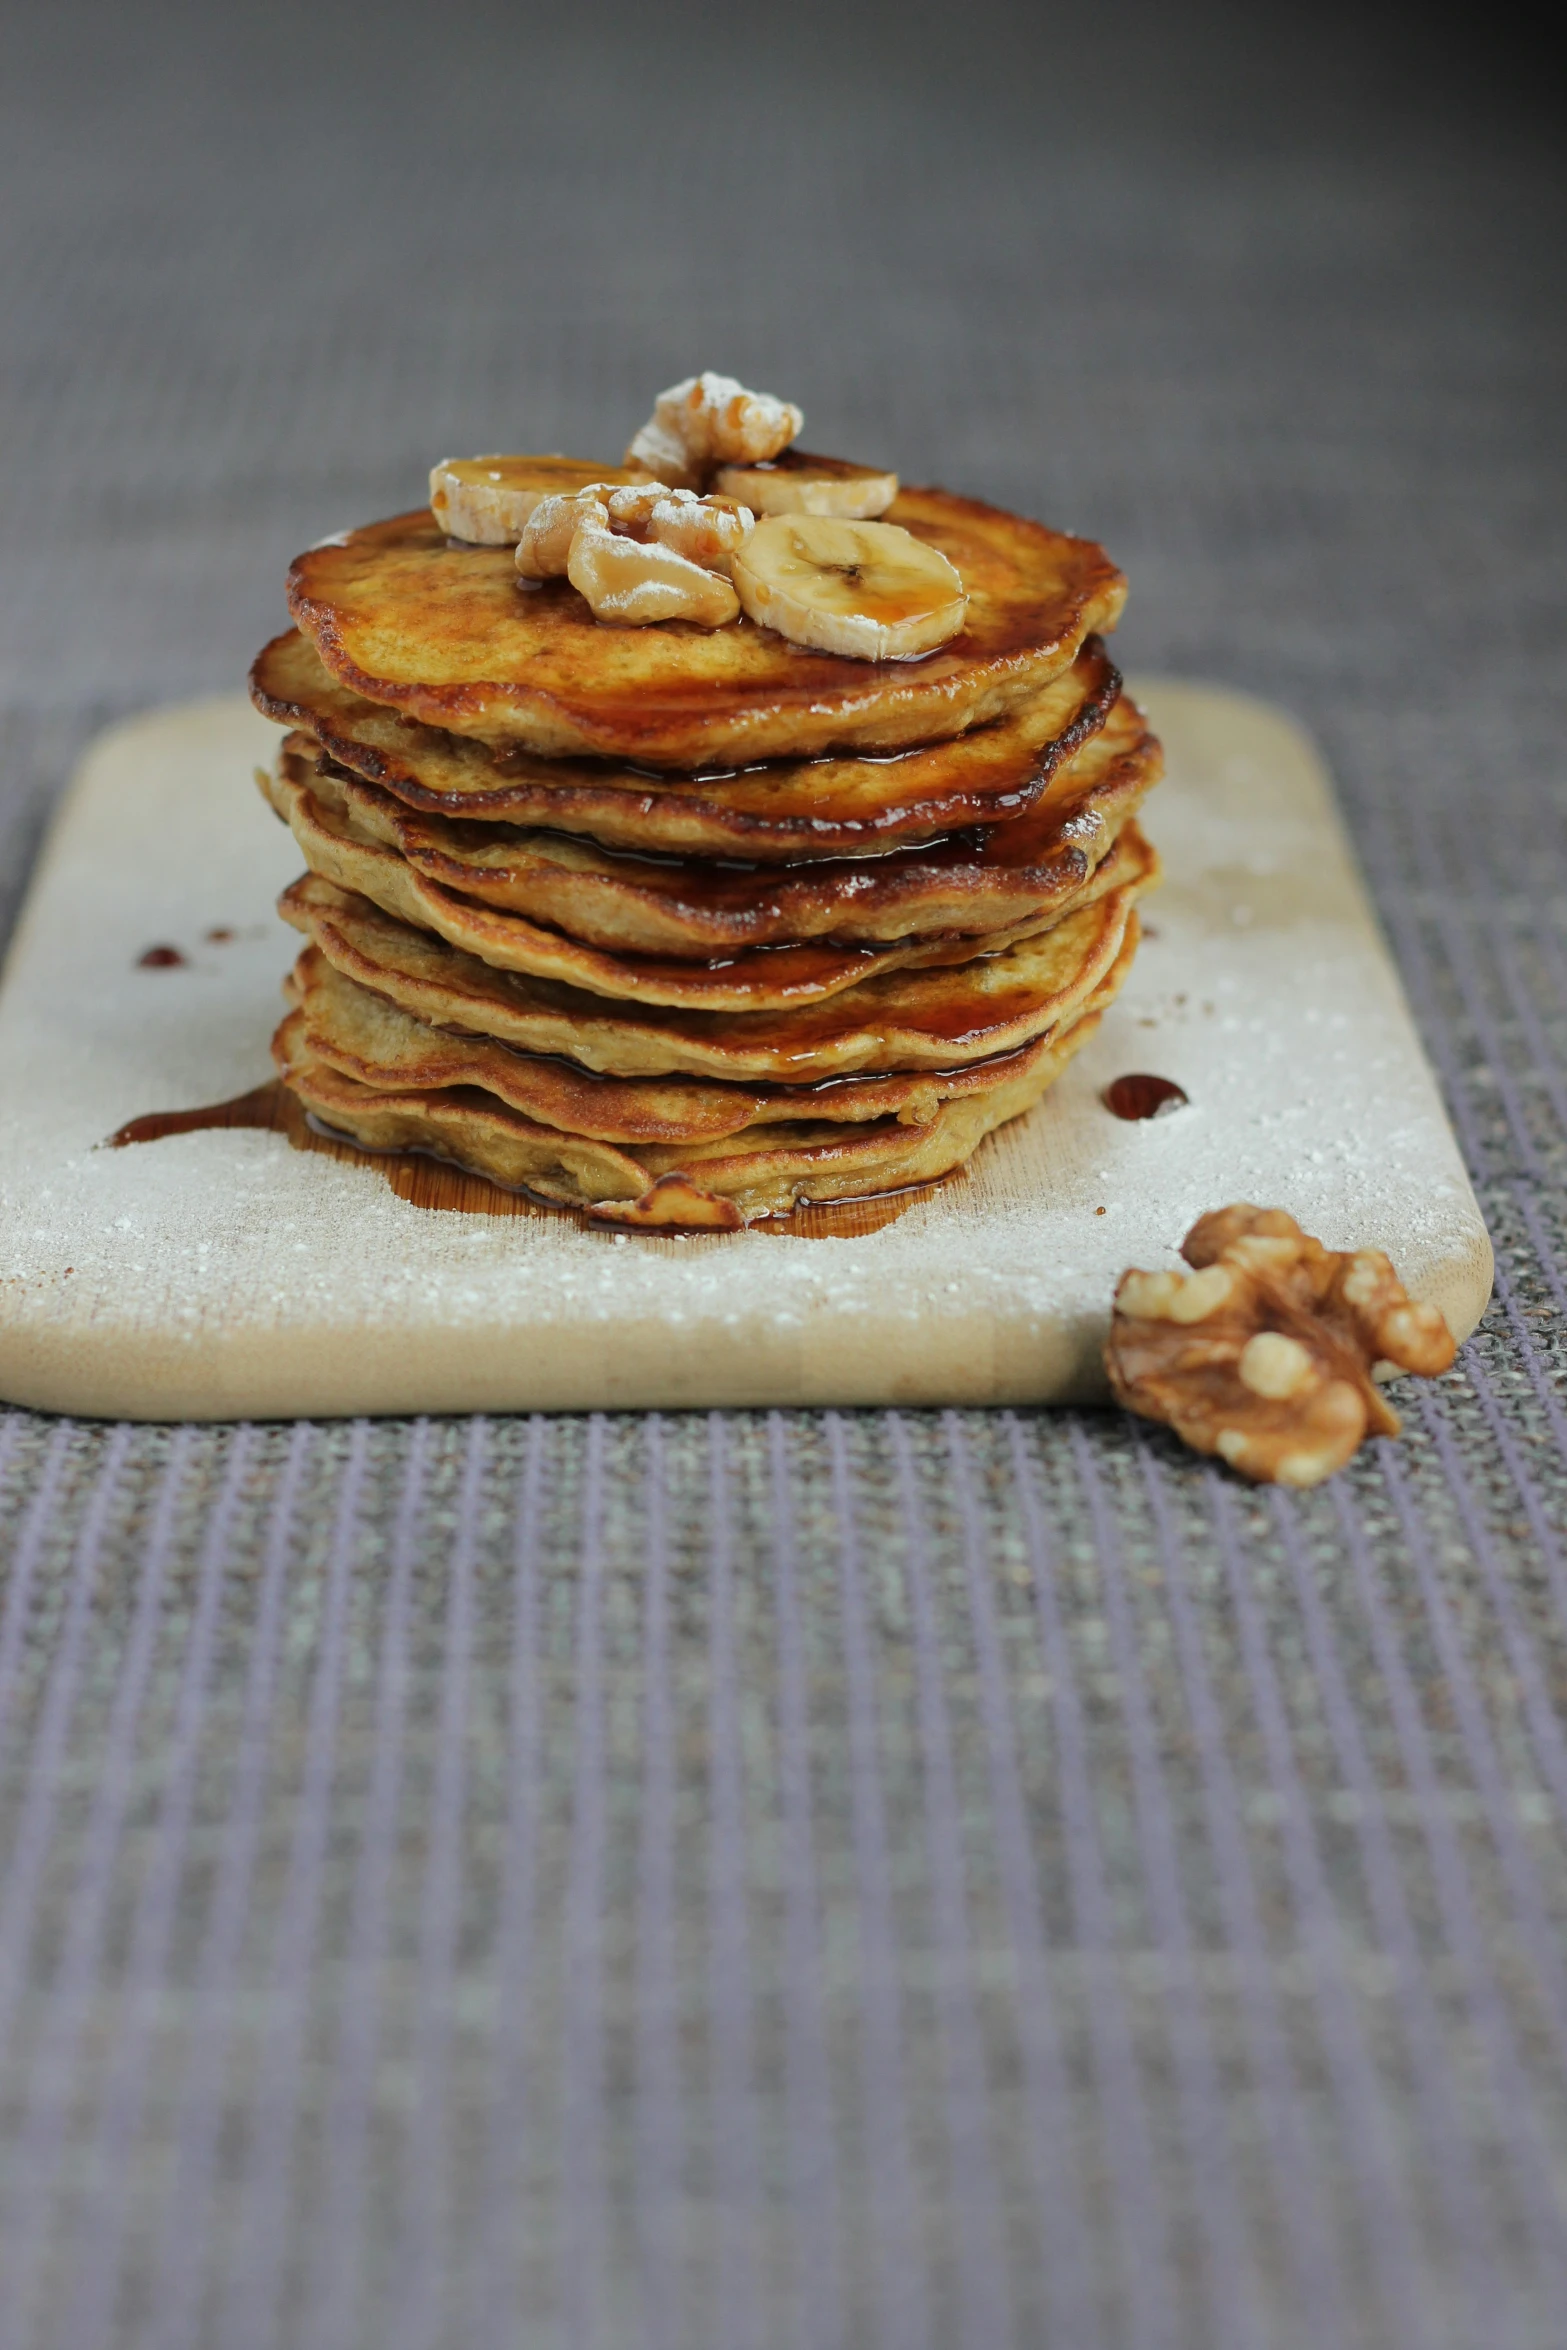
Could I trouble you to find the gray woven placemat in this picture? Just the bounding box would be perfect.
[3,4,1565,2343]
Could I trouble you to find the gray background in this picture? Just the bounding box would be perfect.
[2,2,1566,2343]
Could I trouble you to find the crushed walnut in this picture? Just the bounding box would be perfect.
[516,482,753,627]
[625,372,803,491]
[1105,1204,1456,1486]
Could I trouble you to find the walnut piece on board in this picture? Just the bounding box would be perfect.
[1105,1203,1457,1486]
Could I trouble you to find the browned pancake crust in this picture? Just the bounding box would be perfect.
[285,487,1127,767]
[278,829,1155,1077]
[251,628,1122,860]
[261,752,1140,1011]
[275,961,1124,1226]
[282,696,1158,957]
[284,946,1087,1145]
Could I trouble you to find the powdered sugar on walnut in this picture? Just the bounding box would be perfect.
[1106,1203,1457,1485]
[625,373,803,491]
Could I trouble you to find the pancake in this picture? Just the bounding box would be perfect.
[277,829,1155,1078]
[286,486,1127,766]
[261,753,1124,1011]
[282,696,1158,957]
[275,951,1127,1227]
[251,628,1121,862]
[284,946,1097,1144]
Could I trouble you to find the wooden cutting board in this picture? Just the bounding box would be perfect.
[0,684,1491,1420]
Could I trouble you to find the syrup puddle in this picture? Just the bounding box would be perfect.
[1102,1072,1188,1121]
[108,1080,954,1238]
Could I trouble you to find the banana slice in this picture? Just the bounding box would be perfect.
[731,516,966,661]
[430,455,634,544]
[713,449,899,519]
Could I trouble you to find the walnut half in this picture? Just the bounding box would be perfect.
[515,483,749,627]
[1105,1204,1456,1486]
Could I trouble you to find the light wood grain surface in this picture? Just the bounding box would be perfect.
[0,684,1492,1419]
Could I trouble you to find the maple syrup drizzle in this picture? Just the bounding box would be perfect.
[137,943,187,968]
[1103,1071,1188,1121]
[109,1085,286,1147]
[107,1080,948,1237]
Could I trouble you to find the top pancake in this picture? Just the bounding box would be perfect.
[286,483,1127,768]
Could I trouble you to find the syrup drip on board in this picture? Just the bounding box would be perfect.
[107,1080,953,1238]
[1103,1071,1188,1120]
[137,943,187,968]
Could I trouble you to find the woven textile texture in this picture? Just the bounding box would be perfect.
[3,2,1566,2343]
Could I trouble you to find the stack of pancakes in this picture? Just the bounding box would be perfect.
[250,472,1161,1228]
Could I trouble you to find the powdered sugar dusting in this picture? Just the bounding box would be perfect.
[0,687,1491,1416]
